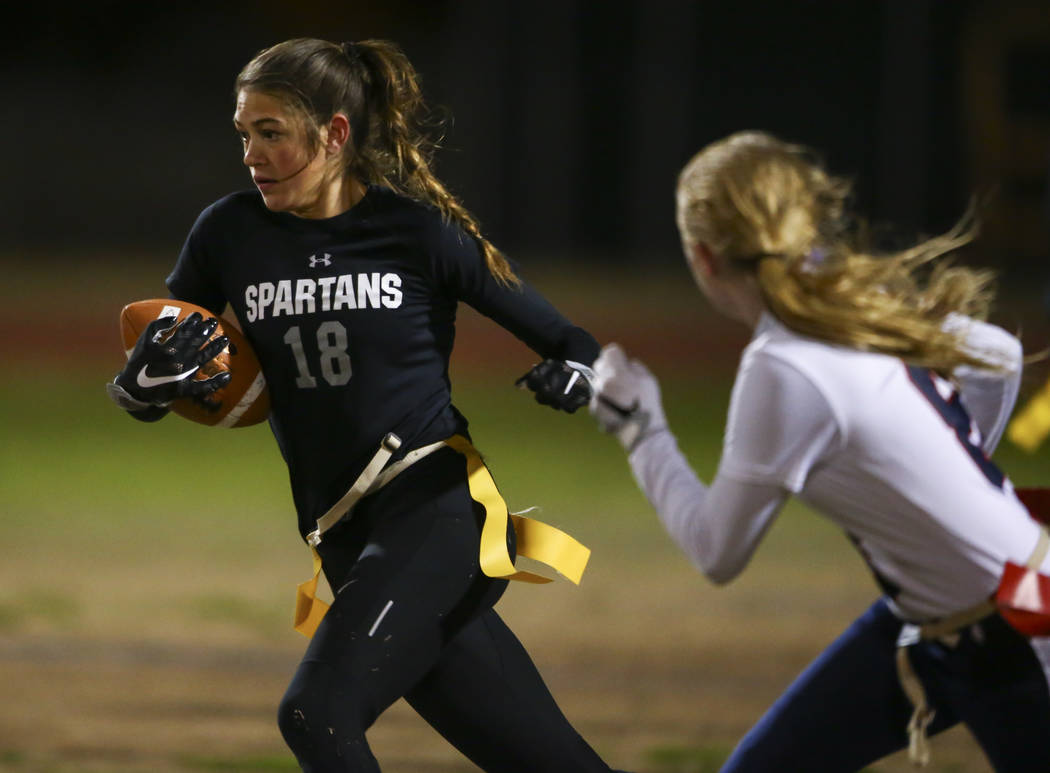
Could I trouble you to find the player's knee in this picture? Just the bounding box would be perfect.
[275,706,298,746]
[278,678,381,771]
[278,670,371,751]
[277,685,322,750]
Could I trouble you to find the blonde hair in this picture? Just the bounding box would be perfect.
[675,130,996,372]
[236,38,519,286]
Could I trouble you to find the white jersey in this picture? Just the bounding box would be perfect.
[629,312,1043,621]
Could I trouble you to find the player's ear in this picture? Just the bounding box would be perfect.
[325,113,351,156]
[689,242,719,278]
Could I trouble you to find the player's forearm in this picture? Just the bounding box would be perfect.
[628,430,783,584]
[471,275,600,365]
[553,324,601,366]
[592,342,775,582]
[628,429,716,574]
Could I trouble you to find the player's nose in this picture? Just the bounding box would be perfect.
[243,138,264,167]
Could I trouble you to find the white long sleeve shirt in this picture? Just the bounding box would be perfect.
[629,312,1041,621]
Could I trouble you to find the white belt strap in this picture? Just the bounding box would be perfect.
[893,528,1049,767]
[895,643,935,767]
[1027,527,1050,571]
[895,597,999,767]
[306,434,447,547]
[372,440,447,491]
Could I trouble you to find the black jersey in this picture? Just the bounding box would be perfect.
[167,186,599,536]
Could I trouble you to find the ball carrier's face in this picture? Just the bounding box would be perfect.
[233,90,358,219]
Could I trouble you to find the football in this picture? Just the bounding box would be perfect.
[119,299,270,428]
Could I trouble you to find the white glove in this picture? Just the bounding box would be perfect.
[589,343,668,452]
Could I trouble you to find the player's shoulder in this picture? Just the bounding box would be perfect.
[741,313,892,396]
[376,187,481,263]
[744,313,836,367]
[943,313,1023,374]
[366,185,439,226]
[192,190,268,233]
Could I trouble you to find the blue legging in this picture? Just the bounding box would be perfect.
[721,598,1050,772]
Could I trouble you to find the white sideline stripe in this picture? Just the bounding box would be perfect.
[218,371,267,428]
[368,600,394,638]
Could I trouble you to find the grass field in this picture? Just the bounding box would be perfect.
[1,257,1048,772]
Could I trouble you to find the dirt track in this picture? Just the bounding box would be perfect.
[0,569,990,773]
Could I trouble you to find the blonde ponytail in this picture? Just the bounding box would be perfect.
[677,131,997,372]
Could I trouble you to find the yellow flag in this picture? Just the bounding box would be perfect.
[1008,378,1050,452]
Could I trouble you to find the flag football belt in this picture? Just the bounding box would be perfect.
[894,525,1050,767]
[293,433,591,637]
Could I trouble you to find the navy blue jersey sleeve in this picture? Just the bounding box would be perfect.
[166,205,228,315]
[431,225,599,365]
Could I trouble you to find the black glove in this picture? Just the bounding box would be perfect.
[107,312,231,410]
[515,359,596,413]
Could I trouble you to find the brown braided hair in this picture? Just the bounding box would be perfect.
[235,38,519,286]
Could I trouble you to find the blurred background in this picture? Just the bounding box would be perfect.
[3,1,1050,772]
[4,0,1050,275]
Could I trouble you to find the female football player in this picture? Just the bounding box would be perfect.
[107,38,623,773]
[591,130,1050,772]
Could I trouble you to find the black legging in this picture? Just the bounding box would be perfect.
[278,447,614,772]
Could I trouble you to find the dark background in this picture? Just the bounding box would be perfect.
[4,0,1049,283]
[5,7,1050,773]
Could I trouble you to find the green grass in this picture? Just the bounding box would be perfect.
[4,356,1046,642]
[0,360,731,544]
[0,590,80,633]
[0,359,771,646]
[183,593,289,637]
[0,373,290,528]
[644,743,732,773]
[0,750,26,765]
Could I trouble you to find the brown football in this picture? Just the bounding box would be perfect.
[119,299,270,428]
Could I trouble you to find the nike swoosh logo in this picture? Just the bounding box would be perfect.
[597,395,639,419]
[136,364,200,389]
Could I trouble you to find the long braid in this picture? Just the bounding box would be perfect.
[353,40,520,287]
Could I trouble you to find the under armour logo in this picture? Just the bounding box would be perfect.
[308,253,332,268]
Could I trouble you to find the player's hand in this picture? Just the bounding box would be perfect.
[111,312,231,408]
[515,359,596,413]
[590,343,667,451]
